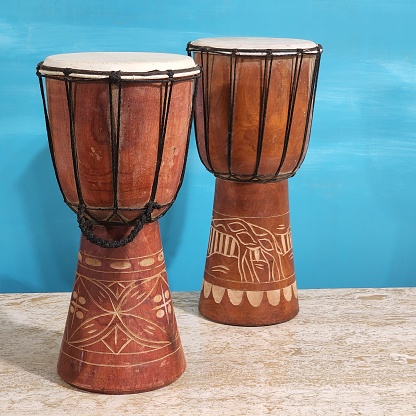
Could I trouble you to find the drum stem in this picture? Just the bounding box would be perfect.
[199,178,299,326]
[57,222,185,393]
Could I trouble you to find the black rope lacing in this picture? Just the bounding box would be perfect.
[77,201,161,248]
[187,43,322,183]
[36,63,200,248]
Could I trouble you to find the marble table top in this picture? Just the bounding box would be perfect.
[0,288,415,415]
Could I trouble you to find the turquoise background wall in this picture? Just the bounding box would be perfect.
[1,0,415,293]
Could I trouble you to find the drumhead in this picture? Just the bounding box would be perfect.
[38,52,200,79]
[188,37,320,55]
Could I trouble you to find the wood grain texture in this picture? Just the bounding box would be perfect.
[46,76,194,222]
[1,289,416,414]
[57,222,186,393]
[42,67,197,392]
[192,51,317,180]
[190,42,321,326]
[199,179,299,325]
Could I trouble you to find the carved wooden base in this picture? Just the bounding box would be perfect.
[199,179,299,326]
[57,222,186,394]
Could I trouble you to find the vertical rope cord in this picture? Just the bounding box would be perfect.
[64,72,162,248]
[291,53,322,173]
[187,49,211,174]
[169,74,200,208]
[200,51,214,172]
[38,63,200,248]
[253,50,274,178]
[226,51,238,177]
[274,51,304,177]
[64,70,85,209]
[108,72,122,221]
[77,72,163,248]
[37,72,67,202]
[186,44,322,183]
[149,71,174,203]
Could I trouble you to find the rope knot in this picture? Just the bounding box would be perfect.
[109,71,121,83]
[143,201,162,221]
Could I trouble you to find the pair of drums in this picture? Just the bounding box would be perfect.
[37,38,322,394]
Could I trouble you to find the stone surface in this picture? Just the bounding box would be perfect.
[0,289,415,415]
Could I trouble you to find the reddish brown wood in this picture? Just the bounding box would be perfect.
[58,223,186,393]
[191,47,319,326]
[199,179,299,326]
[46,78,193,221]
[44,73,195,392]
[192,53,316,180]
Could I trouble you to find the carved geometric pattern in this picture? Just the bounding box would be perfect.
[202,279,298,307]
[77,249,165,274]
[62,268,179,363]
[206,217,294,283]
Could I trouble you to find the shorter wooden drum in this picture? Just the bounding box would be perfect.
[187,38,322,326]
[37,52,200,393]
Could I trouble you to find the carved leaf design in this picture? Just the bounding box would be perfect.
[258,238,274,252]
[228,221,247,233]
[235,231,257,247]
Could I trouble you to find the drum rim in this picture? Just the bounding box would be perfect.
[37,52,201,80]
[187,37,322,56]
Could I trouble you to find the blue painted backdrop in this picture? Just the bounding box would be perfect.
[1,0,415,292]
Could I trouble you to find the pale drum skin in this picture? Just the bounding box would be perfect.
[188,38,322,326]
[38,53,198,393]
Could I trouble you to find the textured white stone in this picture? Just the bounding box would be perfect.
[1,289,416,415]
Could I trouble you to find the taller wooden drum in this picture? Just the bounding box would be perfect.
[187,38,322,326]
[37,52,200,393]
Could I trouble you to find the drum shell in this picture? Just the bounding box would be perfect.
[57,222,186,393]
[192,52,318,181]
[45,77,194,222]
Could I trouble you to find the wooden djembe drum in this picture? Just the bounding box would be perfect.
[187,38,322,326]
[36,52,200,393]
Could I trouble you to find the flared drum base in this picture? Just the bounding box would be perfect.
[199,280,299,327]
[57,222,186,394]
[199,179,300,326]
[58,347,185,394]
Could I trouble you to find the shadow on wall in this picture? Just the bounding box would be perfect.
[19,146,78,292]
